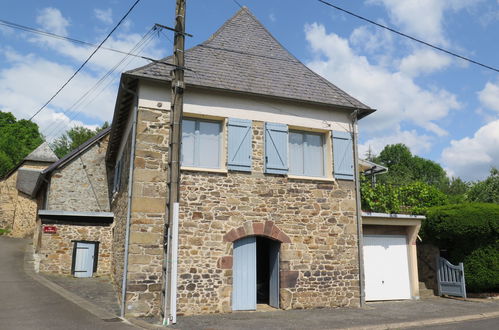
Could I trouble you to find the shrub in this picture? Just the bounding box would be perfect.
[423,203,499,292]
[361,178,448,215]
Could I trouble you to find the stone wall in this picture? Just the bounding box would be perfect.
[37,223,112,276]
[0,171,18,230]
[0,161,51,237]
[109,129,132,308]
[48,135,110,212]
[417,243,440,293]
[110,106,169,317]
[113,108,361,317]
[176,121,360,315]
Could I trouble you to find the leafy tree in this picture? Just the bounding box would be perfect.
[373,144,448,187]
[51,122,109,158]
[467,168,499,204]
[0,111,44,177]
[441,177,469,204]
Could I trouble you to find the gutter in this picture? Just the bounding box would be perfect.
[120,82,139,318]
[351,109,366,307]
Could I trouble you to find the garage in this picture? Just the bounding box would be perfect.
[363,235,411,300]
[362,212,424,301]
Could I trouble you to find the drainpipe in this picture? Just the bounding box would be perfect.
[351,109,365,307]
[120,83,138,318]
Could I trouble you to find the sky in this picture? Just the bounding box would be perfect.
[0,0,498,181]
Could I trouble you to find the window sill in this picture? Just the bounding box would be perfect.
[181,166,228,174]
[287,175,335,182]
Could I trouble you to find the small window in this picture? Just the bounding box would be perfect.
[112,159,123,194]
[181,118,222,169]
[289,130,325,177]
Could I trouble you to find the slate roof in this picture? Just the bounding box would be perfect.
[127,7,372,112]
[24,142,58,162]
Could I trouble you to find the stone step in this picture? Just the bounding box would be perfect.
[419,282,436,298]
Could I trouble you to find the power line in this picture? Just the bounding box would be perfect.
[317,0,499,74]
[28,0,143,121]
[0,18,152,61]
[43,27,157,139]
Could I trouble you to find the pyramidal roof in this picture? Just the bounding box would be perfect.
[24,142,58,163]
[127,7,372,111]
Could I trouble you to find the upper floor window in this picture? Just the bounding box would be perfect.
[181,118,222,169]
[289,130,325,177]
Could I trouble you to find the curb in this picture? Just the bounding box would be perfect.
[341,310,499,329]
[23,242,139,328]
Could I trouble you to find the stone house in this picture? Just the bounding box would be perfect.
[31,128,113,277]
[106,7,377,319]
[0,142,58,237]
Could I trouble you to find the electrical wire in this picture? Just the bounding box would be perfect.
[317,0,499,73]
[28,0,143,121]
[43,26,157,139]
[0,18,156,62]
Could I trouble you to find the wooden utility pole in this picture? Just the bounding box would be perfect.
[164,0,186,325]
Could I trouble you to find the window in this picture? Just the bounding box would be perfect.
[112,159,123,194]
[289,130,325,177]
[181,118,222,169]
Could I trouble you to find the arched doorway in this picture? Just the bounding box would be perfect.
[232,236,280,311]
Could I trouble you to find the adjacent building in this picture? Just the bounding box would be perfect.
[0,142,58,238]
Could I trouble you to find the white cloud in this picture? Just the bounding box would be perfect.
[398,49,452,77]
[36,7,69,36]
[31,8,163,72]
[94,8,113,25]
[478,82,499,112]
[359,129,433,158]
[441,119,499,180]
[350,23,394,56]
[367,0,479,45]
[269,13,276,22]
[0,50,122,139]
[304,23,460,137]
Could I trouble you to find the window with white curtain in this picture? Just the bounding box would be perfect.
[181,118,222,169]
[289,130,325,177]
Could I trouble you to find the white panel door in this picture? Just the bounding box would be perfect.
[74,242,95,278]
[363,235,411,301]
[232,236,257,310]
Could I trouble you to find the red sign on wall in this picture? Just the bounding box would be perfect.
[43,226,57,234]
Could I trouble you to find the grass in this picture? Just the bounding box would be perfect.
[0,228,9,235]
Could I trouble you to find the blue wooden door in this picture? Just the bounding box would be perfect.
[74,242,95,278]
[232,237,257,310]
[269,241,280,308]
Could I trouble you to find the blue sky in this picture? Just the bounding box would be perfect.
[0,0,498,181]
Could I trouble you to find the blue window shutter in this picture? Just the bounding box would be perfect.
[265,122,288,174]
[228,118,252,171]
[333,131,354,180]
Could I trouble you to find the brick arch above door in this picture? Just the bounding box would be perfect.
[222,221,291,244]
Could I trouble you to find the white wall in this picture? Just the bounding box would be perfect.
[138,80,355,133]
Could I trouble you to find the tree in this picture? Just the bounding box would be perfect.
[373,144,448,187]
[51,122,109,158]
[467,168,499,204]
[0,111,44,177]
[441,177,469,204]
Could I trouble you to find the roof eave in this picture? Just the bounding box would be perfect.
[127,73,376,115]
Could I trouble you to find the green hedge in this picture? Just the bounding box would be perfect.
[423,203,499,292]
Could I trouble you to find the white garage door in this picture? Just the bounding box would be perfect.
[363,235,411,301]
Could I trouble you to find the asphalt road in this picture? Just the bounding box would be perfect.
[410,317,499,329]
[0,236,137,330]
